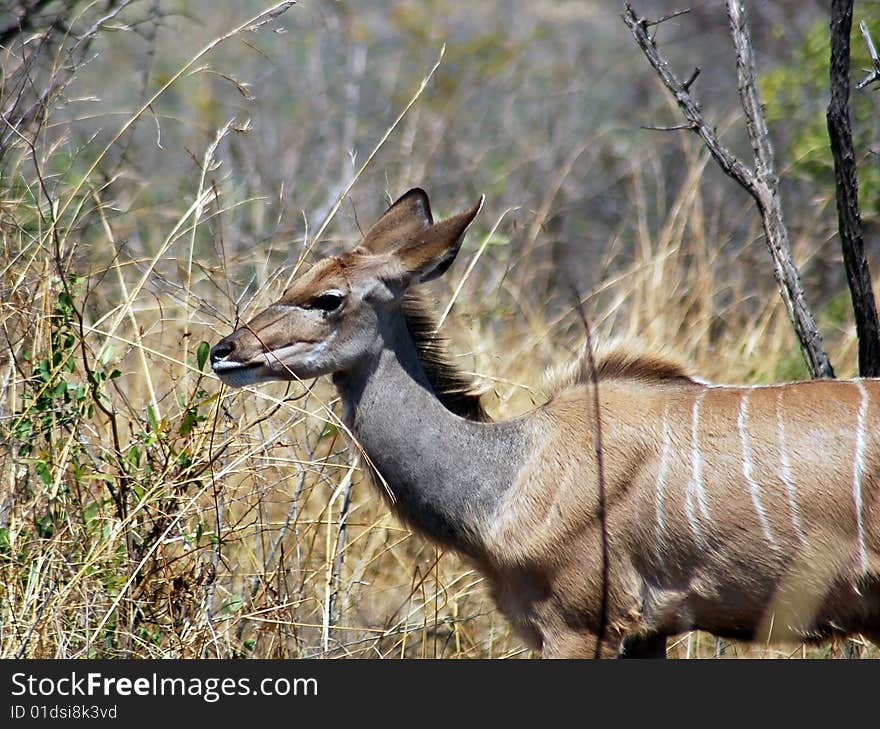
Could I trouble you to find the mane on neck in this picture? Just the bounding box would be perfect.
[548,343,697,397]
[401,291,489,422]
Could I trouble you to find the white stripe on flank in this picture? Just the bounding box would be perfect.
[738,392,777,548]
[775,389,807,545]
[853,381,869,573]
[655,409,672,559]
[687,392,708,544]
[683,473,700,545]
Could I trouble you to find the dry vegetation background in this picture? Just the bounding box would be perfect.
[2,0,880,658]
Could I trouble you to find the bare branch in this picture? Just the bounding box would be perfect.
[622,2,835,379]
[682,66,701,91]
[622,5,756,191]
[856,18,880,90]
[728,1,774,187]
[828,0,880,376]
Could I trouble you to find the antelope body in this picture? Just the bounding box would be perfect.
[211,189,880,658]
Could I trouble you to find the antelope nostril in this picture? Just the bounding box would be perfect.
[210,340,235,365]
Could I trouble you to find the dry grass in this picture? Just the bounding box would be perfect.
[0,0,875,659]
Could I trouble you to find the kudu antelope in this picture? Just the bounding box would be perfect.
[211,189,880,658]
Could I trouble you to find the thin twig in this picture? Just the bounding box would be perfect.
[641,122,695,132]
[682,66,701,91]
[645,8,691,28]
[856,19,880,90]
[570,289,609,660]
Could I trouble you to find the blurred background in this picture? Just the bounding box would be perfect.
[2,0,878,658]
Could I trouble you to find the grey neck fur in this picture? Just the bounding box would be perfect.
[333,310,529,556]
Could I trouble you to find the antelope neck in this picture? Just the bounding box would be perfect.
[332,312,529,554]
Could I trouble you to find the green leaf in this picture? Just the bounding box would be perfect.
[319,423,339,439]
[35,460,53,487]
[147,405,159,432]
[82,500,102,524]
[179,409,197,437]
[197,341,210,372]
[222,595,244,615]
[36,513,55,539]
[83,472,115,484]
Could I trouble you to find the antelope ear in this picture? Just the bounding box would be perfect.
[357,188,433,254]
[393,196,484,284]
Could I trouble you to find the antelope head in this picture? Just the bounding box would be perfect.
[210,189,483,387]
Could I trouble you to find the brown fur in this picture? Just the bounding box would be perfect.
[213,189,880,657]
[486,375,880,655]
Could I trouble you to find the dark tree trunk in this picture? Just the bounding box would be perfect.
[827,0,880,377]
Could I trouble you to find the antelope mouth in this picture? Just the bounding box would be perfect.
[212,344,313,386]
[211,358,277,387]
[211,358,248,371]
[211,338,332,386]
[211,358,261,374]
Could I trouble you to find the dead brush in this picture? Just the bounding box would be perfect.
[0,1,875,659]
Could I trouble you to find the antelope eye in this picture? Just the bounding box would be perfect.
[308,291,345,313]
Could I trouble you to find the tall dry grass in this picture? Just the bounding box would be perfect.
[0,0,874,659]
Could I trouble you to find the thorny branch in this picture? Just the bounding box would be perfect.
[857,19,880,90]
[622,2,834,379]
